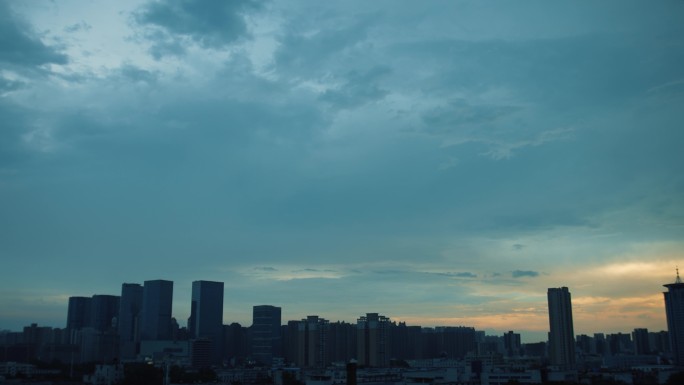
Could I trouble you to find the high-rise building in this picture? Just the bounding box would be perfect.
[296,315,329,368]
[649,330,670,355]
[328,321,357,363]
[442,326,477,358]
[283,320,300,364]
[140,279,174,341]
[90,295,120,332]
[251,305,282,366]
[632,328,650,355]
[118,283,144,359]
[188,280,224,365]
[67,296,92,331]
[664,270,684,366]
[504,331,521,357]
[594,333,607,356]
[547,287,576,368]
[223,322,249,363]
[357,313,391,367]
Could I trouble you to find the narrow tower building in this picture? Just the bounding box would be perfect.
[547,287,576,369]
[664,269,684,366]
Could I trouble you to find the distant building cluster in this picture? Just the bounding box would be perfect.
[1,275,684,385]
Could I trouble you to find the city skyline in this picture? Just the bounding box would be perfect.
[1,1,683,343]
[0,277,675,345]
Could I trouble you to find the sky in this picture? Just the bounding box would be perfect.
[1,0,683,343]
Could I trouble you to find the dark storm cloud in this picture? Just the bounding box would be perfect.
[0,2,67,67]
[512,270,539,279]
[136,0,260,50]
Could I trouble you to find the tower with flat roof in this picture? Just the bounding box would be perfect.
[547,287,576,369]
[297,315,330,368]
[664,269,684,366]
[252,305,282,366]
[357,313,391,367]
[118,283,143,359]
[140,279,173,341]
[189,280,224,365]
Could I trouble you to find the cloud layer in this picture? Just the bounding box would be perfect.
[1,0,683,340]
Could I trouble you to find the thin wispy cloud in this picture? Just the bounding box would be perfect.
[512,270,540,279]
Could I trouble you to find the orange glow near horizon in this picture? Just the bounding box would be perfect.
[389,291,668,338]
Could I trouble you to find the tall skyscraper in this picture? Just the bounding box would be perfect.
[140,279,174,341]
[188,280,224,365]
[252,305,282,366]
[547,287,576,369]
[67,296,92,344]
[357,313,391,367]
[664,270,684,366]
[118,283,144,359]
[67,296,92,330]
[90,295,120,332]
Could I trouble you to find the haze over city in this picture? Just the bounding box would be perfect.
[1,0,683,343]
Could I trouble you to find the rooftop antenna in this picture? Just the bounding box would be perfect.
[677,266,682,284]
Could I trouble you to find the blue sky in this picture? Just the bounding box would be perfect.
[1,0,683,342]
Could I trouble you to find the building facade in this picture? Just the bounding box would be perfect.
[503,331,521,357]
[67,296,92,332]
[357,313,391,367]
[118,283,143,359]
[547,287,576,369]
[189,280,224,365]
[140,279,174,341]
[296,315,329,368]
[251,305,282,366]
[664,271,684,366]
[90,295,120,333]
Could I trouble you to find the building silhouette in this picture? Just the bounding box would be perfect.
[67,296,92,333]
[118,283,143,359]
[357,313,391,367]
[328,321,357,363]
[664,269,684,366]
[251,305,282,366]
[140,279,174,341]
[632,328,650,355]
[649,330,670,355]
[90,295,120,333]
[547,287,576,369]
[188,280,224,365]
[504,330,521,357]
[296,315,329,368]
[392,322,424,360]
[223,322,249,364]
